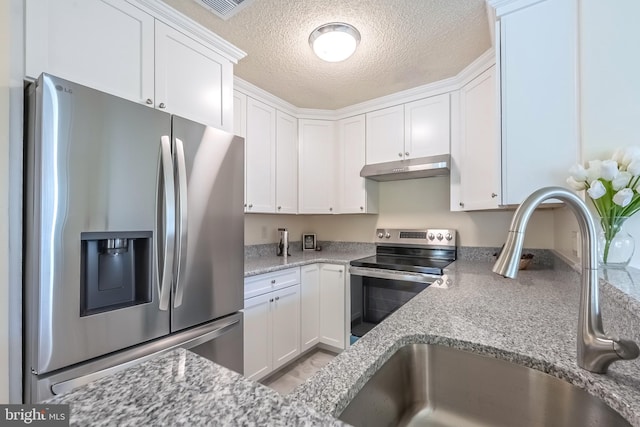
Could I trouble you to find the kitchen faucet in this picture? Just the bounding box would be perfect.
[493,186,639,373]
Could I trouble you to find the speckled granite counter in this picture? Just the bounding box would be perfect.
[290,260,640,426]
[47,348,344,426]
[46,254,640,426]
[244,242,375,277]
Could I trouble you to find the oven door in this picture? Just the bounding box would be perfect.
[349,267,440,339]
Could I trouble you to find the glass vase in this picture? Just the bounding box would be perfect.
[597,216,635,268]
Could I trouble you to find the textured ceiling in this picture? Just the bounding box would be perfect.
[161,0,491,110]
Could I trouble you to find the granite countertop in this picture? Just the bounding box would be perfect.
[47,348,345,426]
[47,255,640,426]
[244,242,375,276]
[290,260,640,426]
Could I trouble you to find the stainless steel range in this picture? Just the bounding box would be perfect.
[349,228,457,339]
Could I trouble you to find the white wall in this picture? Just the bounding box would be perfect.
[554,0,640,267]
[0,0,10,404]
[247,177,555,248]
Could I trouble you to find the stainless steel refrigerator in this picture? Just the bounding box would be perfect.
[23,74,244,403]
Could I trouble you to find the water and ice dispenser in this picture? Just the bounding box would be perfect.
[80,231,152,316]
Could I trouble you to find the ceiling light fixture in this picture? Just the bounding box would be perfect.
[309,22,361,62]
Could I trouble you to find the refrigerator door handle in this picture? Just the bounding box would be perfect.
[174,137,188,308]
[157,135,175,311]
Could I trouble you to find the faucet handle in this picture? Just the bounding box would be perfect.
[614,338,640,360]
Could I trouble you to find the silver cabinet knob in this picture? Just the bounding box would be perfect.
[398,153,403,157]
[145,98,153,105]
[459,202,465,208]
[329,207,333,212]
[159,103,166,109]
[270,298,274,302]
[339,269,343,273]
[360,206,364,211]
[491,193,498,198]
[244,203,247,208]
[248,204,253,209]
[405,152,410,156]
[277,206,281,211]
[270,279,276,284]
[275,296,280,301]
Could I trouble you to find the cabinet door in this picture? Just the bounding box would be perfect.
[499,0,578,204]
[233,90,247,208]
[243,293,272,381]
[245,98,277,213]
[404,94,450,159]
[276,111,298,214]
[319,264,346,350]
[338,115,378,214]
[300,264,320,352]
[459,66,501,210]
[365,105,405,164]
[233,90,247,138]
[271,285,301,370]
[155,21,233,131]
[298,120,336,214]
[25,0,154,105]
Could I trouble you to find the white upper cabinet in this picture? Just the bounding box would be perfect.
[25,0,154,104]
[337,115,378,214]
[275,111,298,214]
[245,98,277,213]
[155,21,233,131]
[496,0,578,205]
[298,120,337,214]
[233,90,247,138]
[365,105,405,164]
[26,0,241,132]
[404,94,451,158]
[365,95,451,166]
[455,66,501,211]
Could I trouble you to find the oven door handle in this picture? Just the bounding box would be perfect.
[349,266,440,285]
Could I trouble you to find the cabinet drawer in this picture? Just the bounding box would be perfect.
[244,267,300,298]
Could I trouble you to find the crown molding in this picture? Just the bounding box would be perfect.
[235,48,495,121]
[233,77,298,116]
[486,0,547,17]
[128,0,246,63]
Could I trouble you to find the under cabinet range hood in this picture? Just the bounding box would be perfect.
[360,154,450,182]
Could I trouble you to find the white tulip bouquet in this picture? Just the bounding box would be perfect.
[567,146,640,264]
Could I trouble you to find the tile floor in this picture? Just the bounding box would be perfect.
[261,349,336,395]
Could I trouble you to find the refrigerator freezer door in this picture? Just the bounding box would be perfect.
[171,116,244,331]
[24,74,172,375]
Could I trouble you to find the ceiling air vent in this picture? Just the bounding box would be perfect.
[193,0,255,20]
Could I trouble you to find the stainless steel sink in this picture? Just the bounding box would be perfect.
[339,344,629,427]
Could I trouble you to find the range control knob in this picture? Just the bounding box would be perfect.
[377,232,384,239]
[428,233,435,241]
[437,233,443,241]
[385,232,391,239]
[445,232,453,241]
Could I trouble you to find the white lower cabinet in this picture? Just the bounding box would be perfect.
[244,263,347,380]
[319,264,346,350]
[300,264,321,352]
[243,268,301,381]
